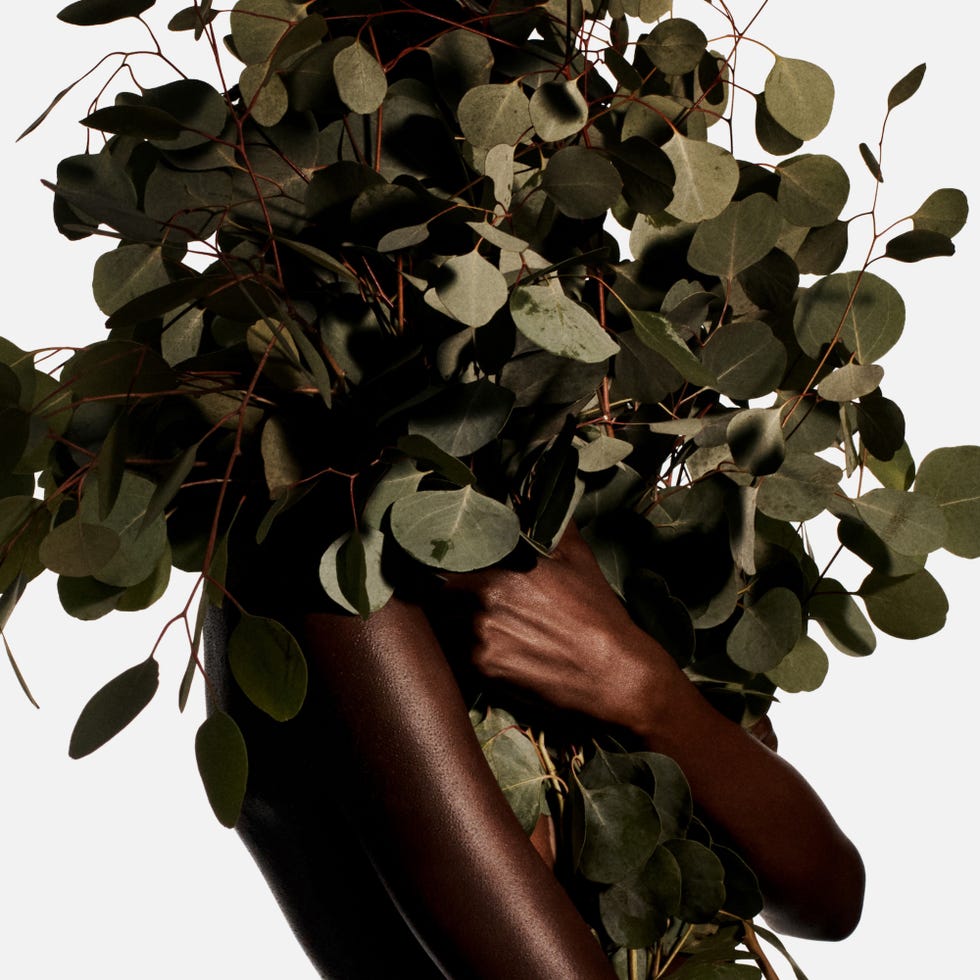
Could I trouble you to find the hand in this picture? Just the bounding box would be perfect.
[440,523,679,733]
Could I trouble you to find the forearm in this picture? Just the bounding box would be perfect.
[629,644,865,940]
[302,599,615,980]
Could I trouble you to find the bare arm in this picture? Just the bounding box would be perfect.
[446,525,865,941]
[300,599,616,979]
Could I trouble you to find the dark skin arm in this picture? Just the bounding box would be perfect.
[301,598,617,980]
[446,524,866,942]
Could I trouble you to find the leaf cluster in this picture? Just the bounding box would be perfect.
[1,1,976,972]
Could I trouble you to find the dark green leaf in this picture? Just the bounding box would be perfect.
[888,63,926,110]
[701,320,786,400]
[228,614,308,721]
[541,146,623,220]
[884,229,955,262]
[727,587,802,672]
[764,57,834,141]
[230,0,303,65]
[866,440,915,491]
[912,188,969,238]
[529,79,589,142]
[637,751,693,842]
[195,711,248,828]
[712,845,763,919]
[809,578,876,657]
[59,0,155,25]
[858,141,883,182]
[80,105,184,140]
[68,658,159,758]
[390,487,520,572]
[688,194,781,279]
[854,488,945,556]
[727,409,785,477]
[662,839,727,922]
[38,518,121,578]
[837,515,925,578]
[599,846,680,947]
[915,446,980,558]
[777,154,850,227]
[757,452,842,522]
[753,92,803,156]
[860,569,948,639]
[168,5,218,32]
[630,310,717,388]
[856,393,905,461]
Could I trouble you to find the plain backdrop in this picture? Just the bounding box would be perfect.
[1,3,976,977]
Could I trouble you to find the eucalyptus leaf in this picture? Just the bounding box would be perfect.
[457,83,532,148]
[318,527,392,618]
[915,446,980,558]
[511,285,619,364]
[854,488,945,556]
[888,63,927,110]
[478,721,546,833]
[688,194,781,279]
[630,310,717,388]
[727,587,802,672]
[809,579,876,657]
[599,846,680,947]
[859,142,883,183]
[817,363,884,403]
[38,518,121,579]
[642,18,707,75]
[766,634,829,692]
[911,188,969,238]
[529,79,589,142]
[435,252,508,328]
[541,146,623,219]
[700,320,786,401]
[58,0,155,26]
[390,487,520,572]
[726,409,785,477]
[195,711,248,828]
[334,40,387,115]
[68,658,159,758]
[228,614,308,721]
[777,154,850,227]
[662,838,727,922]
[764,57,834,141]
[662,135,739,222]
[860,569,948,639]
[885,229,955,262]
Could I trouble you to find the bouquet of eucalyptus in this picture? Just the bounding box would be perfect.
[2,1,976,975]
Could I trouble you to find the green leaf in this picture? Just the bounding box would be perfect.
[541,146,623,219]
[629,310,717,388]
[757,453,842,522]
[58,0,155,25]
[701,320,786,402]
[80,105,184,140]
[435,252,508,328]
[511,285,619,364]
[727,587,802,672]
[230,0,304,66]
[885,229,955,262]
[362,459,425,529]
[134,78,229,150]
[854,488,945,556]
[574,778,660,884]
[809,579,876,657]
[577,436,633,473]
[817,363,884,403]
[3,628,39,710]
[38,518,121,578]
[240,63,289,127]
[688,194,781,279]
[477,718,546,833]
[866,440,915,491]
[712,844,763,919]
[837,515,925,578]
[228,614,308,721]
[777,154,850,227]
[68,658,159,758]
[766,634,829,692]
[859,142,883,183]
[727,409,785,477]
[390,487,520,572]
[195,711,249,828]
[888,63,926,110]
[764,57,834,141]
[529,79,589,142]
[395,435,476,488]
[860,569,948,639]
[911,188,969,238]
[599,847,680,947]
[168,5,218,32]
[796,220,849,275]
[637,751,693,841]
[457,82,531,148]
[409,380,515,458]
[662,135,739,222]
[334,40,387,115]
[754,92,803,156]
[318,528,392,618]
[662,839,727,922]
[92,244,172,316]
[915,446,980,558]
[642,18,707,75]
[793,271,905,364]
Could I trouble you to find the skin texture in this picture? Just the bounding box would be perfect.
[206,523,864,977]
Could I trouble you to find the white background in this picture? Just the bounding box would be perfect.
[1,3,977,977]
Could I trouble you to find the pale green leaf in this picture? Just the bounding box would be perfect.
[511,285,619,364]
[915,446,980,558]
[662,135,739,222]
[334,40,387,115]
[764,57,834,141]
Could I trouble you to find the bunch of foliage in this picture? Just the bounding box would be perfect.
[2,0,977,975]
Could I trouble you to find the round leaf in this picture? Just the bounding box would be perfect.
[409,379,515,457]
[727,587,802,672]
[777,154,850,227]
[68,658,159,758]
[794,271,906,363]
[457,83,531,148]
[318,527,393,617]
[764,57,834,141]
[39,518,121,578]
[757,453,842,522]
[390,487,520,572]
[854,488,946,556]
[642,18,707,75]
[727,408,785,477]
[599,847,680,948]
[662,839,727,922]
[912,188,969,238]
[435,252,508,327]
[541,146,623,219]
[688,194,781,279]
[817,363,884,403]
[529,79,589,142]
[809,579,877,657]
[228,614,308,721]
[701,320,786,401]
[92,244,171,316]
[195,711,248,828]
[511,285,619,364]
[766,634,829,692]
[915,446,980,558]
[860,569,948,639]
[334,40,387,115]
[662,135,739,222]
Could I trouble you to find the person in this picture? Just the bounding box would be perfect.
[204,521,864,978]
